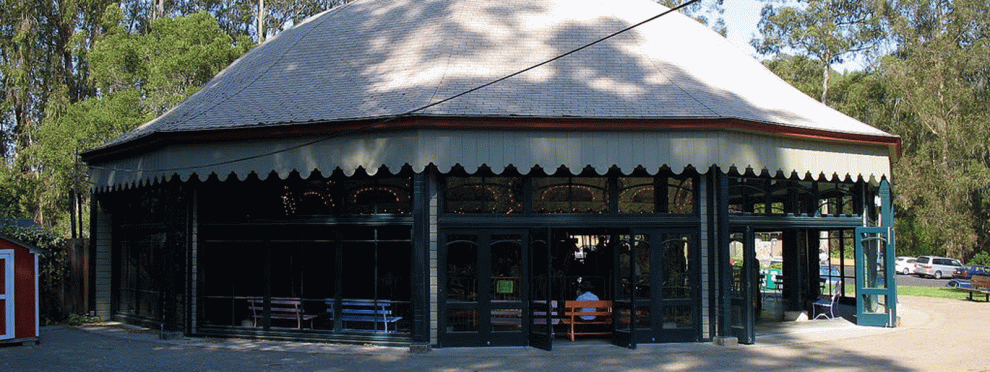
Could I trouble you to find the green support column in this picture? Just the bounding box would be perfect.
[716,168,731,338]
[411,171,431,348]
[881,179,897,325]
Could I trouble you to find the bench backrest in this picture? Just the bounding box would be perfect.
[326,299,394,316]
[973,275,990,289]
[563,300,613,317]
[247,298,304,316]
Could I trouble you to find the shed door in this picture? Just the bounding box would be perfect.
[0,249,13,340]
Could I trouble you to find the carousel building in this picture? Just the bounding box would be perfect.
[82,0,900,349]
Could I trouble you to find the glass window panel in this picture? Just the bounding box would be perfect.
[490,237,522,301]
[281,180,334,216]
[635,236,651,299]
[533,177,608,214]
[635,306,651,329]
[446,236,478,302]
[731,177,769,214]
[198,242,265,327]
[662,235,692,299]
[861,294,889,314]
[728,177,744,213]
[444,176,523,214]
[729,232,744,295]
[862,237,887,289]
[341,241,376,299]
[491,309,523,332]
[617,241,633,299]
[769,179,789,215]
[377,241,412,301]
[664,306,693,329]
[667,177,694,214]
[341,177,412,214]
[615,307,632,330]
[618,177,654,214]
[795,181,815,215]
[447,310,478,332]
[118,232,166,322]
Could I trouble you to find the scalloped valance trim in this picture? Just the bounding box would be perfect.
[88,129,891,192]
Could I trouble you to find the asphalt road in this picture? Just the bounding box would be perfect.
[832,265,948,287]
[895,273,950,287]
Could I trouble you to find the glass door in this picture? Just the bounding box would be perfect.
[612,233,636,348]
[441,230,528,347]
[728,228,756,344]
[528,229,552,351]
[855,227,896,327]
[653,232,700,343]
[627,230,700,344]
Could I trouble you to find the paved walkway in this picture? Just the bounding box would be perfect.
[0,296,987,371]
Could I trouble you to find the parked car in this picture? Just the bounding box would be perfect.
[895,256,917,275]
[953,265,990,279]
[913,256,964,279]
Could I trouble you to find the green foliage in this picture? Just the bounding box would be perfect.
[65,313,101,326]
[88,8,255,116]
[0,224,68,323]
[26,8,255,236]
[969,251,990,266]
[760,0,990,260]
[753,0,885,103]
[877,0,990,259]
[655,0,727,35]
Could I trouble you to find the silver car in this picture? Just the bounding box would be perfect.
[913,256,964,279]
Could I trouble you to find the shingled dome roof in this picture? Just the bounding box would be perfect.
[84,0,899,189]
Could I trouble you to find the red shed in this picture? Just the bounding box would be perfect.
[0,234,39,345]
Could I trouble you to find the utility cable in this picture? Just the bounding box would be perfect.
[87,0,700,175]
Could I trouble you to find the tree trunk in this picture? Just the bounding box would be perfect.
[258,0,266,44]
[820,51,831,104]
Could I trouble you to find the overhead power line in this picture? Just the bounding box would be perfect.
[89,0,700,175]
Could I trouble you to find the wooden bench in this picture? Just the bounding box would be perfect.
[560,300,613,341]
[326,298,403,333]
[247,298,317,329]
[957,275,990,301]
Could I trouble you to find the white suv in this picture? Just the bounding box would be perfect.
[913,256,963,279]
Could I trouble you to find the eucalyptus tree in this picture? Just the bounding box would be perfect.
[752,0,885,104]
[877,0,990,259]
[656,0,726,34]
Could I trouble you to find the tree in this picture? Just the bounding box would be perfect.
[876,0,990,260]
[656,0,726,34]
[33,7,254,234]
[752,0,885,104]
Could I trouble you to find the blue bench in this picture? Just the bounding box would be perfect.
[326,299,403,333]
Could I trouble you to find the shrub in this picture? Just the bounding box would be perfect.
[0,224,68,324]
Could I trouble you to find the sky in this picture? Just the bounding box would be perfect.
[717,0,873,72]
[722,0,763,58]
